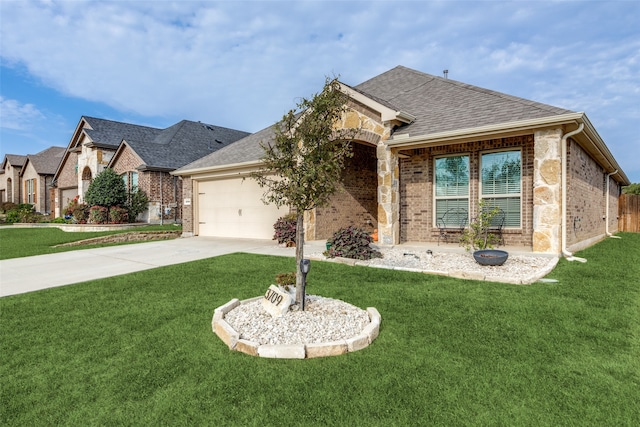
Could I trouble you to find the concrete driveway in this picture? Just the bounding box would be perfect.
[0,237,309,297]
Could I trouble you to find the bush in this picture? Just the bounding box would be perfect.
[5,204,35,223]
[273,213,297,245]
[325,225,382,260]
[1,202,16,213]
[72,204,89,223]
[50,217,70,224]
[109,206,129,224]
[126,188,148,222]
[89,206,109,224]
[275,272,296,287]
[84,168,127,208]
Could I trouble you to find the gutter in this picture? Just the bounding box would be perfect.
[561,123,587,262]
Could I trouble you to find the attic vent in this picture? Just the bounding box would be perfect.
[443,69,449,79]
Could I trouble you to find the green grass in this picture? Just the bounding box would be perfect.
[1,233,639,425]
[0,225,182,260]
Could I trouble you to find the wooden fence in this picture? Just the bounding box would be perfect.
[619,194,640,232]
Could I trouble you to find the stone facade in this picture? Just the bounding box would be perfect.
[180,176,194,235]
[532,128,563,253]
[1,159,22,204]
[398,135,535,247]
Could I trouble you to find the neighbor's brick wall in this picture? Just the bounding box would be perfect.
[399,135,535,246]
[315,143,378,239]
[566,139,612,245]
[181,176,193,234]
[57,151,78,190]
[146,171,183,223]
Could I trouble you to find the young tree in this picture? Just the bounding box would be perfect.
[84,168,127,208]
[252,77,360,309]
[622,183,640,195]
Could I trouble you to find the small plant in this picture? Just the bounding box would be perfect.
[460,200,500,251]
[275,272,296,291]
[325,225,382,260]
[89,206,109,224]
[273,213,297,245]
[109,206,129,224]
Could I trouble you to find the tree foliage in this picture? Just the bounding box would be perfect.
[622,183,640,195]
[84,168,127,208]
[251,77,361,308]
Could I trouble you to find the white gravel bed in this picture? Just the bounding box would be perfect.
[224,295,370,345]
[308,247,558,284]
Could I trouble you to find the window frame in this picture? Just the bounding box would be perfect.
[479,149,522,229]
[433,153,471,227]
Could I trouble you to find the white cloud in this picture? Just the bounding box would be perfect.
[0,97,45,130]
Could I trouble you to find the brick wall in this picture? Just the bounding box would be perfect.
[315,143,377,239]
[566,140,608,245]
[146,171,183,223]
[399,135,534,246]
[181,176,193,234]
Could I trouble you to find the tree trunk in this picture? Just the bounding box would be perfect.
[294,211,305,309]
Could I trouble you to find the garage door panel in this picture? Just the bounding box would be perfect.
[198,178,284,239]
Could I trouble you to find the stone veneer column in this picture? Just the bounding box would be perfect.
[533,128,563,254]
[377,144,399,245]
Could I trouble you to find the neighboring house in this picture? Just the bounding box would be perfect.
[108,120,250,222]
[173,66,630,255]
[52,116,249,221]
[19,147,66,214]
[0,154,27,204]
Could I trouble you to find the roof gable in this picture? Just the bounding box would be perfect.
[2,154,27,170]
[21,146,66,176]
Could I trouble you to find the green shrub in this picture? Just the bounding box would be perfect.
[5,204,35,223]
[50,217,70,224]
[84,168,127,208]
[325,225,382,260]
[273,213,297,245]
[126,188,148,222]
[275,272,296,287]
[109,206,128,224]
[72,204,89,223]
[89,206,109,224]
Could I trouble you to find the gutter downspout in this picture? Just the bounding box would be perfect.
[561,123,587,262]
[605,169,621,238]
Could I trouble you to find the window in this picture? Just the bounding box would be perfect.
[434,155,469,224]
[121,171,139,191]
[26,179,36,204]
[481,150,521,227]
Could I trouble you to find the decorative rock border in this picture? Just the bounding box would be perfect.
[212,297,381,359]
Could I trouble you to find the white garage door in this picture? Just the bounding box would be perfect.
[197,178,284,239]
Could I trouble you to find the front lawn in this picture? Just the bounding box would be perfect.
[1,233,638,425]
[0,225,182,260]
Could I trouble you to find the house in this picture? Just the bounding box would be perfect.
[1,154,27,204]
[19,146,66,214]
[51,116,249,221]
[173,66,630,255]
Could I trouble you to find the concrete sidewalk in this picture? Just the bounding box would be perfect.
[0,237,325,297]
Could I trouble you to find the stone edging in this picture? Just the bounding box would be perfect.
[308,255,560,285]
[212,297,381,359]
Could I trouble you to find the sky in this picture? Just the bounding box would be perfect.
[1,0,639,182]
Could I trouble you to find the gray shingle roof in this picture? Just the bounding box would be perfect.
[176,125,276,172]
[25,147,66,175]
[175,65,577,173]
[83,116,163,148]
[355,66,574,136]
[2,154,27,169]
[123,120,250,170]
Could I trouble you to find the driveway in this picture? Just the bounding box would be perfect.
[0,237,310,297]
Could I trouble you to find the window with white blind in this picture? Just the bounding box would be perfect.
[434,155,469,225]
[480,150,521,227]
[26,179,36,204]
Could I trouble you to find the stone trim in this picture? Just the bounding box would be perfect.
[212,298,381,359]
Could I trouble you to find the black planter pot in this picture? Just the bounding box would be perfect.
[473,249,509,266]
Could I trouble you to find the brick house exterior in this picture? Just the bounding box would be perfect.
[52,117,249,222]
[174,66,629,256]
[19,147,65,215]
[1,154,26,204]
